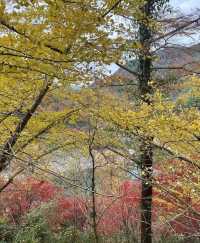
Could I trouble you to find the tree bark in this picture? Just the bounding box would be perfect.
[89,146,99,243]
[138,1,154,243]
[140,142,153,243]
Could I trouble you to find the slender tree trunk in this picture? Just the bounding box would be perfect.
[89,147,99,243]
[138,1,154,243]
[0,81,50,171]
[140,142,153,243]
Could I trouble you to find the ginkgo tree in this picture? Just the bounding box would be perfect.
[89,1,200,242]
[0,0,128,173]
[0,0,200,243]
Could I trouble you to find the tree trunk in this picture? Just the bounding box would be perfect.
[89,147,99,243]
[138,1,153,243]
[140,142,153,243]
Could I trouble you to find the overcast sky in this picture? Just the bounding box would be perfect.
[171,0,199,14]
[170,0,200,45]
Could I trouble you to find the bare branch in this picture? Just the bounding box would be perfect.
[102,0,123,18]
[153,16,200,43]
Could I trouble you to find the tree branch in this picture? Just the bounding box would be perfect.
[102,0,123,18]
[0,81,51,171]
[0,168,24,193]
[152,16,200,43]
[115,62,139,76]
[0,19,71,56]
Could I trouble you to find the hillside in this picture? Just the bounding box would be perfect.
[113,43,200,81]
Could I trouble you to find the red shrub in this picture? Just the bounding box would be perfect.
[0,177,59,223]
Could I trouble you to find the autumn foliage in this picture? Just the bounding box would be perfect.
[0,160,199,238]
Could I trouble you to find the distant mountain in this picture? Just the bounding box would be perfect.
[113,44,200,82]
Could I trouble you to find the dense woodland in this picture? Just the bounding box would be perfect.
[0,0,200,242]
